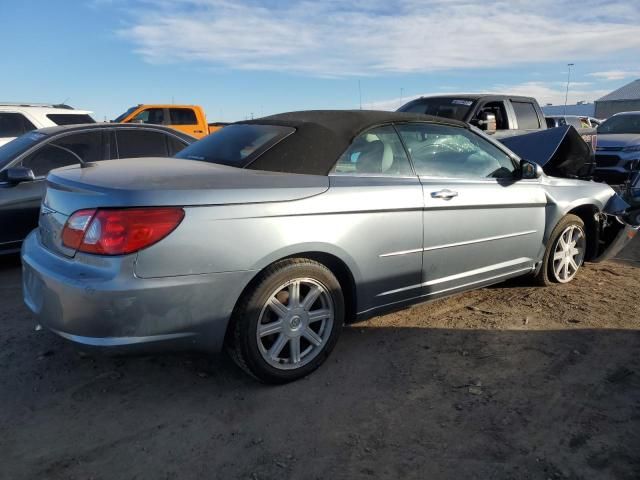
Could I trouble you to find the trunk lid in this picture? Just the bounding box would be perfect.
[40,157,329,255]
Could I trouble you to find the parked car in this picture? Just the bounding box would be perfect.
[0,123,194,254]
[398,95,597,148]
[594,111,640,184]
[0,103,95,147]
[545,115,590,129]
[114,104,228,139]
[22,111,636,383]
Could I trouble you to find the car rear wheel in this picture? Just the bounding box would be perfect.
[228,258,344,383]
[534,214,586,286]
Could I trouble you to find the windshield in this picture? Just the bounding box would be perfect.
[0,131,47,170]
[113,106,138,123]
[597,114,640,134]
[397,97,475,121]
[175,124,294,168]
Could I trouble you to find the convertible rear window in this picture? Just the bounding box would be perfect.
[175,124,294,168]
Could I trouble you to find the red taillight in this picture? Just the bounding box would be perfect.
[62,207,185,255]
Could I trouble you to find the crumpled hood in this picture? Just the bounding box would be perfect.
[45,157,329,215]
[596,133,640,148]
[499,126,594,179]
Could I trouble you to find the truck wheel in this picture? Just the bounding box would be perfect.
[228,258,344,383]
[534,214,586,286]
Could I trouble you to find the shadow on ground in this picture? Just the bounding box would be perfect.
[1,324,639,480]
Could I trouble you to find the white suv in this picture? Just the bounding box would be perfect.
[0,103,95,147]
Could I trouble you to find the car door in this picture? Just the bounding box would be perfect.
[327,125,424,314]
[395,122,546,300]
[168,108,203,137]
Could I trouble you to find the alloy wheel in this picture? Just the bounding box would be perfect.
[552,224,586,283]
[256,278,334,370]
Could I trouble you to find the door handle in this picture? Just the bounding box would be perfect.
[193,129,204,133]
[431,189,458,200]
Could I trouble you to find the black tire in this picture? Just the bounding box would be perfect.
[227,258,344,384]
[533,214,586,286]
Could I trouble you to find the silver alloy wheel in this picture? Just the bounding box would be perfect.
[256,278,335,370]
[552,224,586,283]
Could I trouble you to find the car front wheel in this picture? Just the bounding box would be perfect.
[535,214,586,286]
[228,258,344,383]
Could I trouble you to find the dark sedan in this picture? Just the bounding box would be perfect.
[0,123,195,254]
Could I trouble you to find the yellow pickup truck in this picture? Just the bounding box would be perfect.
[114,105,227,139]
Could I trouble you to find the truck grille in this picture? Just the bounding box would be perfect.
[595,155,621,168]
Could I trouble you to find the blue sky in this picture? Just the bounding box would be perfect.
[1,0,639,121]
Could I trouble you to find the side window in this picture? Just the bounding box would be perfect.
[567,117,582,129]
[475,101,509,130]
[511,101,540,130]
[331,126,413,176]
[132,108,165,125]
[169,108,197,125]
[50,131,104,163]
[46,114,96,125]
[396,123,516,179]
[0,113,36,137]
[166,135,188,156]
[116,129,169,158]
[22,145,78,177]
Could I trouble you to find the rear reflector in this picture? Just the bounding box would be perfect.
[62,207,184,255]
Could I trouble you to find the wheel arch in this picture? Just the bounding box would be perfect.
[566,204,600,261]
[224,248,360,347]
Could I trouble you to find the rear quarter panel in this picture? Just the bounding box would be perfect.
[134,181,425,313]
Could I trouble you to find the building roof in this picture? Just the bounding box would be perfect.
[596,79,640,102]
[542,104,595,117]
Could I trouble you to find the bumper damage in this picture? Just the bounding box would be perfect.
[591,193,639,263]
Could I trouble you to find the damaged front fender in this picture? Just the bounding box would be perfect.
[591,194,639,263]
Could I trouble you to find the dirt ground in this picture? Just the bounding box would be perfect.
[1,240,639,480]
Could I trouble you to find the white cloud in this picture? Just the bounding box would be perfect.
[118,0,640,76]
[588,70,640,81]
[364,82,611,111]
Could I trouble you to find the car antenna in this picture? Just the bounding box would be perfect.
[49,143,90,168]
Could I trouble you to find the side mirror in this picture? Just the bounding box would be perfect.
[520,159,543,179]
[476,112,497,133]
[1,166,36,185]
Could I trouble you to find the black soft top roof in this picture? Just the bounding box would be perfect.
[238,110,467,175]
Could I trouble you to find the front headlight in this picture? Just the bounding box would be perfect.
[622,144,640,152]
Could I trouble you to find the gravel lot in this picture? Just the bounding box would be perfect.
[1,239,639,480]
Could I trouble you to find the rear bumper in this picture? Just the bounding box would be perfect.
[21,231,254,353]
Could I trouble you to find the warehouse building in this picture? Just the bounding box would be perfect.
[595,79,640,119]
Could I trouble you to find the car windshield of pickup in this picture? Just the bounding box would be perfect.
[113,106,138,123]
[398,97,474,121]
[597,114,640,134]
[174,124,294,168]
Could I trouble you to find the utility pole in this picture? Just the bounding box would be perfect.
[564,63,574,115]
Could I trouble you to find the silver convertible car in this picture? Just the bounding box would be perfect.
[22,111,637,383]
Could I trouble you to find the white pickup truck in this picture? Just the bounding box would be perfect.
[0,103,95,147]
